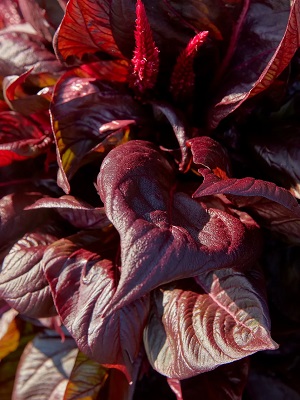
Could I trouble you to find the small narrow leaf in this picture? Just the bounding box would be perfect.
[188,136,231,178]
[26,195,111,230]
[129,0,160,94]
[170,31,208,101]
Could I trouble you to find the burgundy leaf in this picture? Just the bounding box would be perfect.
[54,0,123,62]
[71,60,129,82]
[170,31,209,102]
[26,195,111,229]
[0,192,51,253]
[144,267,277,379]
[0,31,63,78]
[43,229,149,381]
[152,103,192,172]
[12,331,78,400]
[209,0,299,127]
[97,141,261,309]
[51,75,146,192]
[129,0,160,95]
[3,69,33,103]
[0,226,61,318]
[193,168,300,243]
[0,111,52,159]
[188,136,231,178]
[2,71,53,126]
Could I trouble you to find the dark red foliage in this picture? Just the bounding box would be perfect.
[1,0,300,399]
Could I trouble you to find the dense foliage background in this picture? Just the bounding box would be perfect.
[1,0,300,399]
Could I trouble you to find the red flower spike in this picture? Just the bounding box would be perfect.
[129,0,160,95]
[170,31,209,102]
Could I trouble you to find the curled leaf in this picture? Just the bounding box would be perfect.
[144,268,277,379]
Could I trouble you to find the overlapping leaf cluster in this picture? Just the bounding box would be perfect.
[1,0,300,399]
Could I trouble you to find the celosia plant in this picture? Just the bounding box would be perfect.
[1,0,300,398]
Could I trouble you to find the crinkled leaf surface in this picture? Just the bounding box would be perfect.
[54,0,123,62]
[26,195,111,229]
[43,229,148,381]
[12,331,78,400]
[64,351,108,400]
[210,0,299,127]
[0,226,61,318]
[0,31,62,77]
[97,141,261,308]
[0,308,19,360]
[144,267,276,379]
[51,76,145,192]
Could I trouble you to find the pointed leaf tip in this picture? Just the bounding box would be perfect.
[170,31,209,101]
[129,0,160,94]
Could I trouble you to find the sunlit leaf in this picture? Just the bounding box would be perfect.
[54,0,123,62]
[64,351,108,400]
[0,308,19,360]
[144,268,276,379]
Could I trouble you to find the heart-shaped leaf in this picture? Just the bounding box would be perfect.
[97,141,261,308]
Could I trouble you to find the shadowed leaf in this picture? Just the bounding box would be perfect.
[12,331,78,400]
